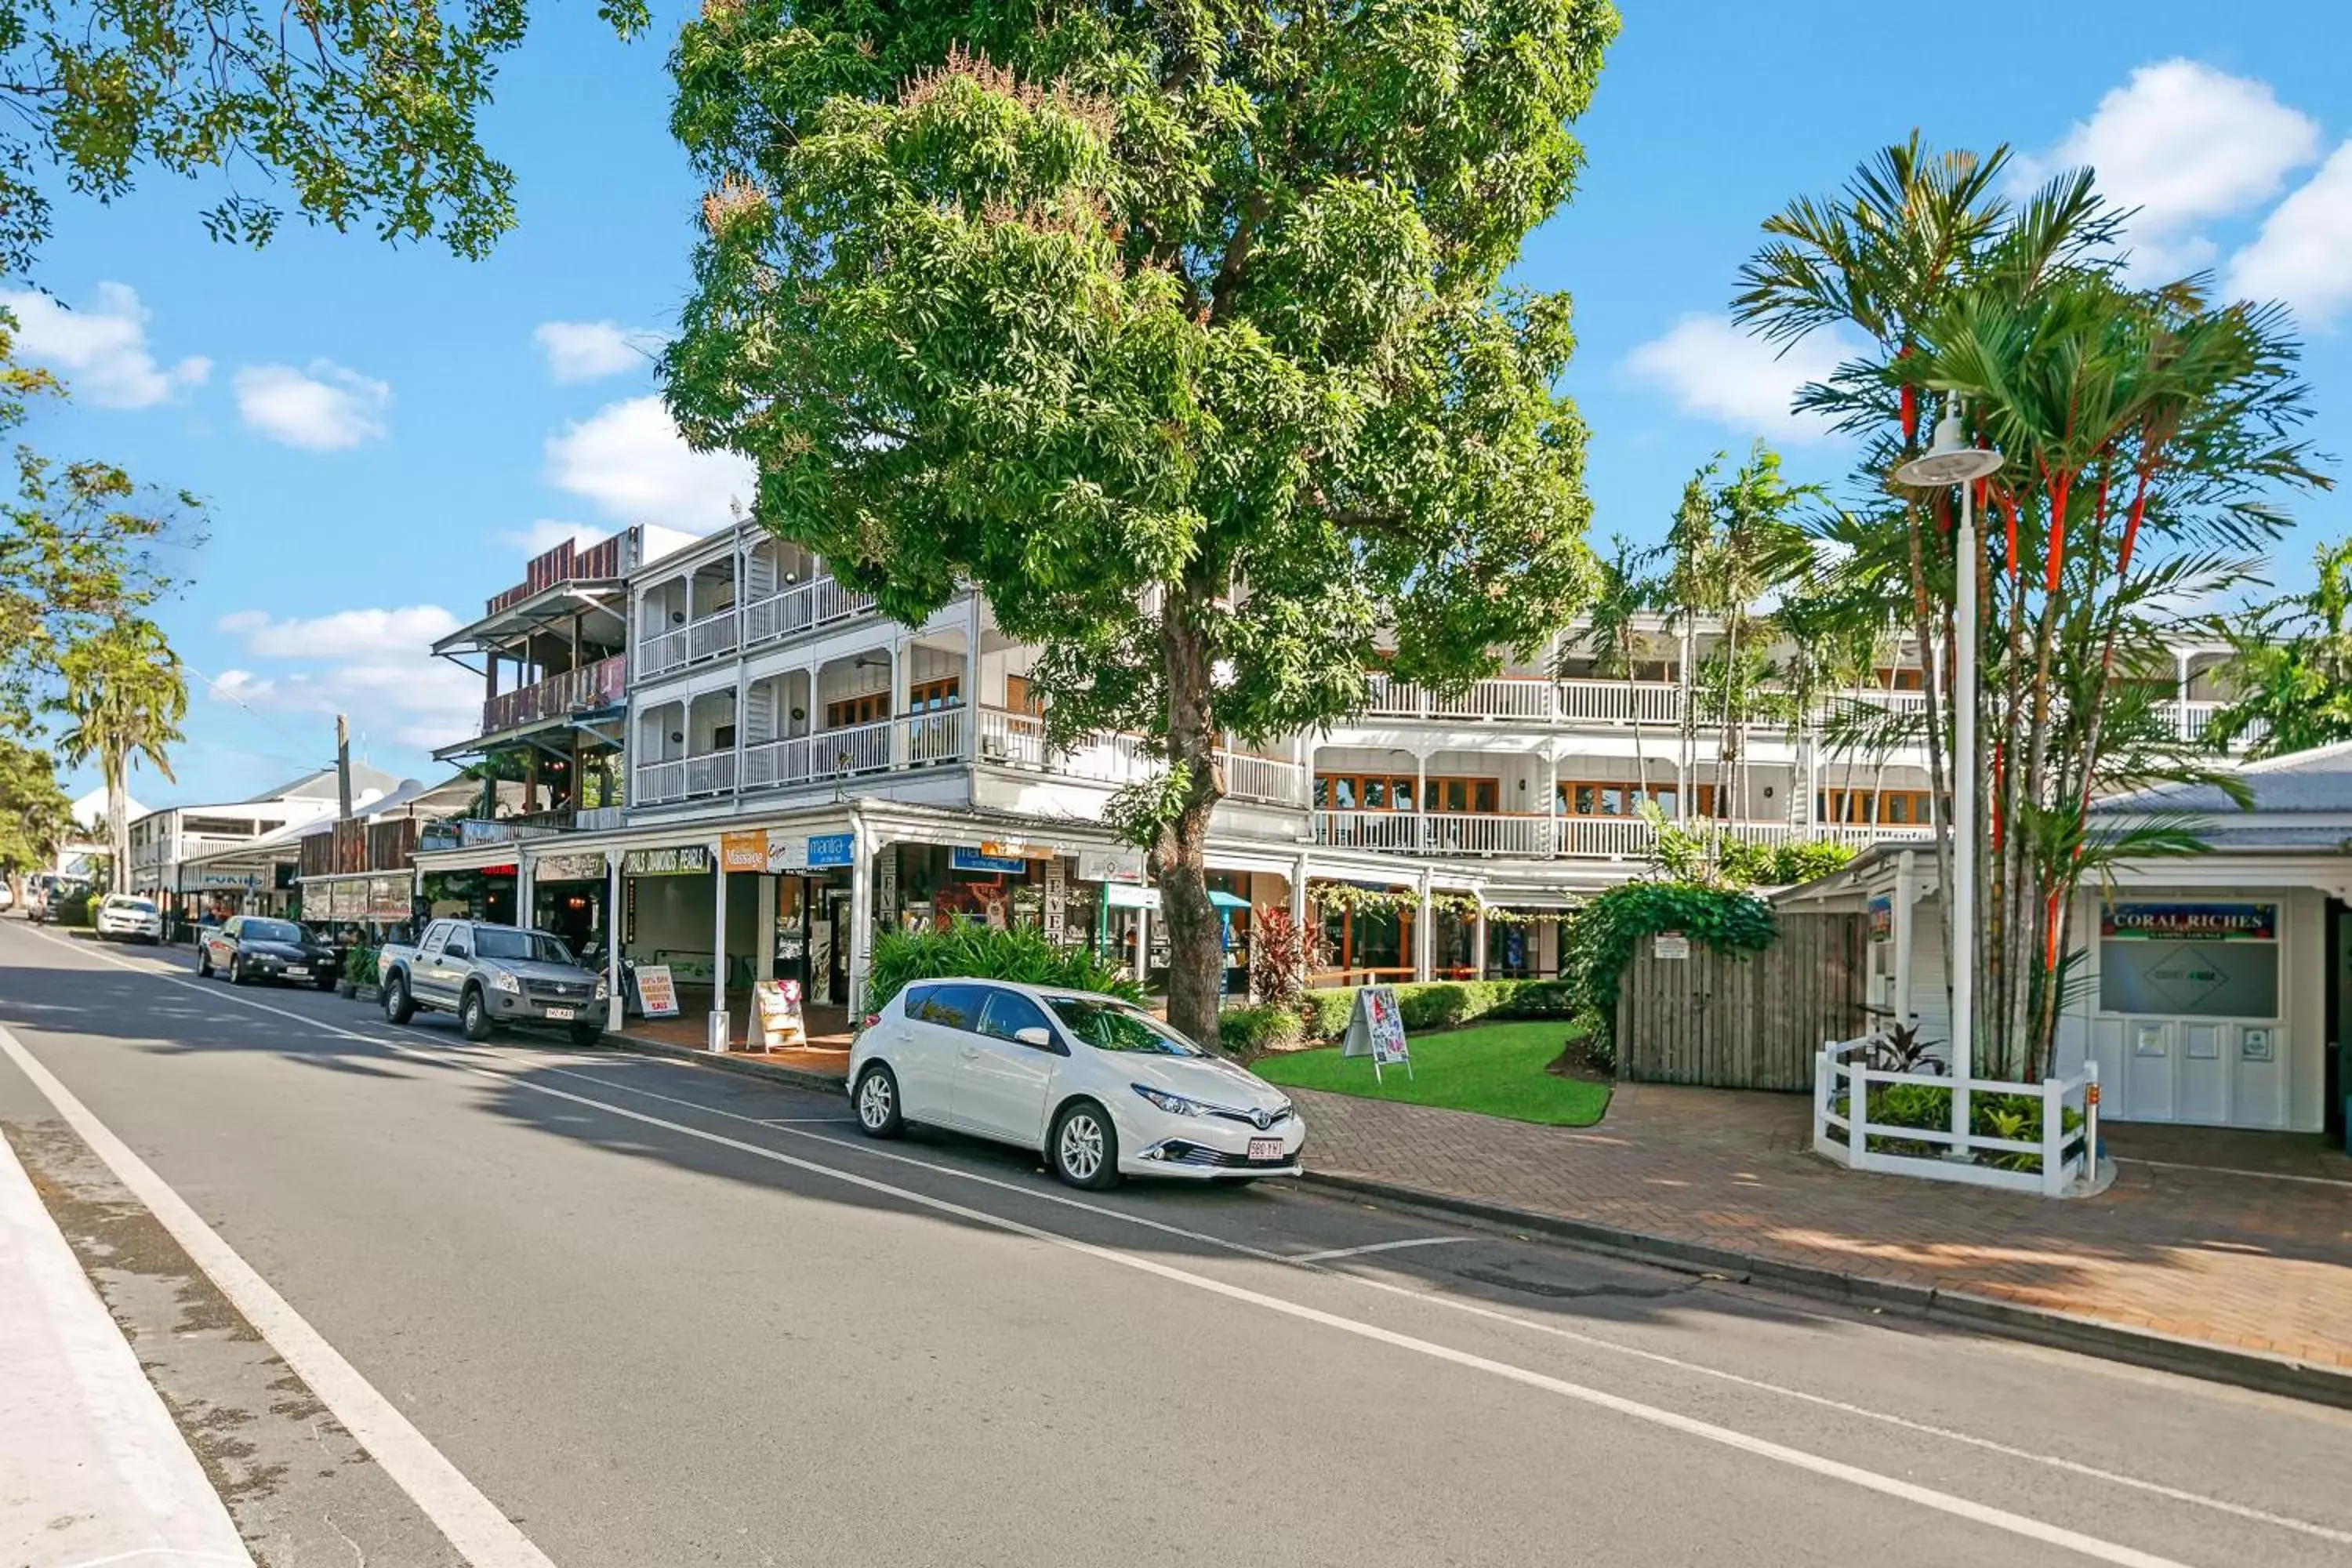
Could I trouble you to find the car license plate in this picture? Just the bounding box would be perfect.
[545,1007,575,1021]
[1248,1138,1283,1162]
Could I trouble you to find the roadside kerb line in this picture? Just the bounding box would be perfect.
[1289,1236,1471,1264]
[6,928,2227,1566]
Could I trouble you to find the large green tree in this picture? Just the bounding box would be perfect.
[0,732,71,905]
[2210,538,2352,757]
[664,2,1614,1044]
[53,618,187,881]
[0,0,649,276]
[1737,140,2325,1082]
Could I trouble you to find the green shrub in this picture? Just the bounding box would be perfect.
[59,890,93,926]
[1302,985,1359,1040]
[1294,977,1580,1040]
[1217,1004,1304,1059]
[863,924,1142,1013]
[1494,979,1577,1018]
[1771,839,1858,886]
[1560,880,1776,1031]
[1852,1081,2084,1173]
[343,946,380,989]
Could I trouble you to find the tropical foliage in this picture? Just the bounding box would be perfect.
[52,619,187,877]
[662,2,1618,1047]
[0,0,649,275]
[1733,136,2325,1081]
[863,924,1142,1014]
[2210,537,2352,757]
[0,733,71,900]
[1559,880,1776,1031]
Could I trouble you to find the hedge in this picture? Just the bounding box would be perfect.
[1216,1004,1305,1058]
[1298,978,1577,1041]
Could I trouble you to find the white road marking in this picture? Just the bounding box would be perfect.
[0,1014,557,1568]
[1289,1236,1470,1263]
[21,926,2347,1554]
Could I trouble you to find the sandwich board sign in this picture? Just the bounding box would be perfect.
[633,964,680,1019]
[753,978,806,1049]
[1340,985,1413,1083]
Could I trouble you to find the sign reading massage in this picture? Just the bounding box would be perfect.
[2101,902,2277,942]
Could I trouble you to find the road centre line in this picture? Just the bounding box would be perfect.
[0,1016,557,1568]
[24,926,2352,1553]
[6,931,2229,1566]
[1289,1236,1471,1263]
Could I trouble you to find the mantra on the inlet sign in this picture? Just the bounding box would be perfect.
[2100,902,2278,942]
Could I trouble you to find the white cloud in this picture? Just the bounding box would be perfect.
[232,360,390,450]
[2227,140,2352,327]
[544,395,752,532]
[499,518,609,557]
[2014,60,2320,280]
[534,320,664,383]
[1622,314,1852,442]
[213,605,477,752]
[0,281,210,408]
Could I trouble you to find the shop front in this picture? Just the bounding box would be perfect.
[299,871,417,944]
[766,829,858,1007]
[528,848,612,957]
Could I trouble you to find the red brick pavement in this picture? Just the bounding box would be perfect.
[1291,1082,2352,1369]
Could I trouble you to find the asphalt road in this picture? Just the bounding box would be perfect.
[2,916,2347,1568]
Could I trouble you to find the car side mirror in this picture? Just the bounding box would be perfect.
[1014,1025,1055,1051]
[447,945,469,960]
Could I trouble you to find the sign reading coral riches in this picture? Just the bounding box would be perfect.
[2101,902,2278,942]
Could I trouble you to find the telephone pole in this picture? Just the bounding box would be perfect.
[336,714,354,821]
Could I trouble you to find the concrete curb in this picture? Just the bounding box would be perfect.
[1299,1170,2352,1411]
[594,1031,851,1098]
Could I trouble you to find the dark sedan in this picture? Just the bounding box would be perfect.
[197,915,342,989]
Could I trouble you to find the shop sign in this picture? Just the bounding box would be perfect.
[634,964,680,1018]
[951,847,1029,875]
[190,869,265,891]
[623,845,710,877]
[720,830,770,873]
[1867,895,1893,943]
[978,839,1045,861]
[1341,985,1413,1083]
[1043,857,1067,942]
[364,876,410,920]
[1105,882,1160,910]
[808,833,855,869]
[1078,850,1145,884]
[2101,902,2276,942]
[753,980,804,1048]
[535,851,608,884]
[1653,931,1690,960]
[767,835,808,874]
[877,846,898,925]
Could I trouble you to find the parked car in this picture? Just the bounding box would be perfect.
[93,894,164,944]
[848,981,1305,1189]
[25,887,49,924]
[377,919,606,1045]
[195,915,341,989]
[0,882,13,912]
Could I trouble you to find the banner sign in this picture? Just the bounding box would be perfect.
[189,869,266,891]
[634,964,680,1018]
[624,845,710,877]
[1043,857,1067,942]
[767,836,808,874]
[1867,896,1893,943]
[720,830,770,873]
[535,851,608,884]
[807,833,855,869]
[951,847,1029,875]
[1104,882,1160,910]
[1077,851,1145,884]
[753,979,804,1049]
[1653,931,1690,960]
[978,839,1046,861]
[1340,985,1413,1082]
[2101,902,2277,942]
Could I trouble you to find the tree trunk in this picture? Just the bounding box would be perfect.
[106,764,129,895]
[1156,584,1225,1051]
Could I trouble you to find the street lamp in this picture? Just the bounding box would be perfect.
[1893,407,2003,1152]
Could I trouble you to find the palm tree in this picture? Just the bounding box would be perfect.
[2210,537,2352,757]
[53,620,187,883]
[1735,138,2324,1081]
[1566,535,1663,803]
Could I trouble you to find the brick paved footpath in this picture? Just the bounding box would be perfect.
[1290,1082,2352,1370]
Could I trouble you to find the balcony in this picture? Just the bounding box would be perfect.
[1313,810,1933,861]
[481,653,627,735]
[418,818,564,851]
[637,575,881,684]
[633,706,1308,811]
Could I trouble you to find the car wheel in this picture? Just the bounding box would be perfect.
[195,946,212,978]
[853,1064,904,1138]
[227,956,245,985]
[1051,1100,1120,1190]
[314,974,336,992]
[568,1022,602,1047]
[459,985,494,1042]
[382,973,416,1025]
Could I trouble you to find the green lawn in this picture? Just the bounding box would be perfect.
[1252,1020,1611,1127]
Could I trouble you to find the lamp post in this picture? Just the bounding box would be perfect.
[1894,408,2003,1153]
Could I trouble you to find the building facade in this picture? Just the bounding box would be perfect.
[408,524,2251,1044]
[127,764,401,917]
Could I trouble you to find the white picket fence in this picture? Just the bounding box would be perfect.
[1813,1035,2100,1198]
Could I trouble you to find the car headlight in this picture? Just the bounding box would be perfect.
[491,971,521,994]
[1133,1083,1208,1117]
[593,977,609,1000]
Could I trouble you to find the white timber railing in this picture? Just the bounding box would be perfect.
[1813,1034,2100,1199]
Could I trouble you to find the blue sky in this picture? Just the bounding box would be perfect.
[13,0,2352,809]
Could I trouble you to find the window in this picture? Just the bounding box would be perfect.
[977,989,1054,1045]
[1556,781,1675,817]
[907,982,985,1030]
[712,724,737,750]
[475,928,575,964]
[826,691,890,728]
[243,919,304,946]
[1816,788,1932,825]
[1004,674,1043,716]
[1044,995,1207,1055]
[908,677,962,713]
[1313,773,1417,812]
[1875,667,1926,691]
[1430,777,1501,815]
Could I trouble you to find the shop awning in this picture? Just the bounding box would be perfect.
[1207,890,1250,910]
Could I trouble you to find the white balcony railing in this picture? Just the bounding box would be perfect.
[902,707,967,766]
[1314,811,1934,861]
[684,751,737,797]
[1555,678,1682,724]
[688,610,739,663]
[740,574,881,652]
[636,759,687,806]
[635,626,690,681]
[1220,751,1305,806]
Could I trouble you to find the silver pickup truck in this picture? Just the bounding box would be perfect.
[378,919,607,1045]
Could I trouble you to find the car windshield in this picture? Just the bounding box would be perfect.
[474,928,575,965]
[1044,996,1207,1056]
[112,898,157,915]
[245,920,304,945]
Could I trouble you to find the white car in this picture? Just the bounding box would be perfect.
[848,980,1305,1189]
[95,894,164,944]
